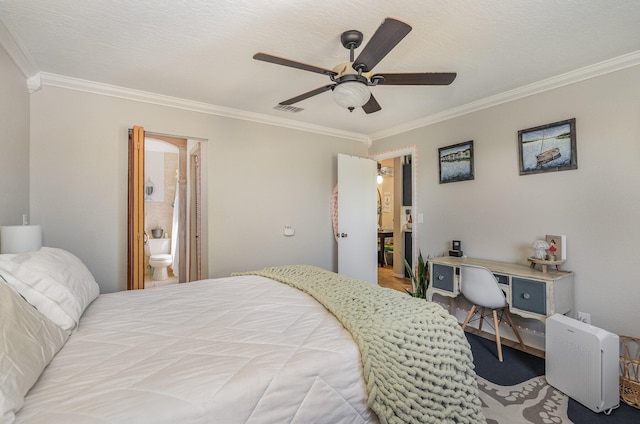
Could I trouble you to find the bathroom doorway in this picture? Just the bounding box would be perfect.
[127,127,207,289]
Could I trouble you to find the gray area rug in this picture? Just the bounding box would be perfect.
[477,375,572,423]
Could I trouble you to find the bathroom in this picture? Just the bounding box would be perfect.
[144,138,180,288]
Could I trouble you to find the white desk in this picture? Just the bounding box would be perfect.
[428,256,574,322]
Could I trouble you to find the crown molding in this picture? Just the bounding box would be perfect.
[37,73,371,144]
[370,50,640,141]
[12,35,638,145]
[0,19,38,79]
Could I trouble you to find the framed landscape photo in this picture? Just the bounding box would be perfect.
[518,118,577,175]
[439,140,474,184]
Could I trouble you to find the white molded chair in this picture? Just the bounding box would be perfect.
[460,264,525,362]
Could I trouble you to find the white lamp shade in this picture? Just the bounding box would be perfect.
[332,81,371,109]
[1,225,42,254]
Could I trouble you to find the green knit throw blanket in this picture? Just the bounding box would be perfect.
[234,265,485,424]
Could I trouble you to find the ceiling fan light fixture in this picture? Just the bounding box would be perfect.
[332,81,370,110]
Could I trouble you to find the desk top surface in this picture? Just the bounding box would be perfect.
[429,256,573,281]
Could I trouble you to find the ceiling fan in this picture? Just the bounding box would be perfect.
[253,17,457,114]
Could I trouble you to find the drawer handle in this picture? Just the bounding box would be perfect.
[522,293,530,300]
[437,275,444,280]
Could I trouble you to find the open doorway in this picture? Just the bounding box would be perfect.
[372,147,416,292]
[127,127,208,290]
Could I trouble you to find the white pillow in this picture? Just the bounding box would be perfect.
[0,247,100,331]
[0,280,69,422]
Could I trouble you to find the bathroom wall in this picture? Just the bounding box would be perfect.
[145,151,178,240]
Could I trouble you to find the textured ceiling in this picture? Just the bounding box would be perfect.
[1,0,639,141]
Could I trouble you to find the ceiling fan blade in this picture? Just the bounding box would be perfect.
[362,94,382,114]
[279,84,335,105]
[353,18,412,72]
[254,53,337,77]
[375,72,457,85]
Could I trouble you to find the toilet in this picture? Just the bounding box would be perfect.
[145,237,173,281]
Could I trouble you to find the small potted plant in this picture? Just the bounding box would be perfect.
[404,251,429,299]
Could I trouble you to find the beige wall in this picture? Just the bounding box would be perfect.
[0,45,30,225]
[369,65,640,337]
[7,42,639,337]
[29,86,368,293]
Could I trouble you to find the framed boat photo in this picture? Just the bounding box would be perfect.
[518,118,577,175]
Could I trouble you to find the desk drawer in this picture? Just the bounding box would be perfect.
[493,273,509,285]
[512,277,546,315]
[432,264,454,292]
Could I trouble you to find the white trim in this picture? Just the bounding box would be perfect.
[5,28,636,144]
[37,72,371,144]
[0,19,38,79]
[370,50,640,141]
[27,74,42,93]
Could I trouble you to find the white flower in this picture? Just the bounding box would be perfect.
[532,240,550,259]
[531,240,550,250]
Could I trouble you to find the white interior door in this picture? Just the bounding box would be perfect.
[337,154,377,284]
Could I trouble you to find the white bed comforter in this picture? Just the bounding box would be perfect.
[16,276,378,424]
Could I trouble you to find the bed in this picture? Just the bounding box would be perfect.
[0,248,485,424]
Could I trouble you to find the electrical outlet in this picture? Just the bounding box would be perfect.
[577,311,591,324]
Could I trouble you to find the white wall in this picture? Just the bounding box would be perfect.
[29,86,368,293]
[369,65,640,338]
[0,45,30,225]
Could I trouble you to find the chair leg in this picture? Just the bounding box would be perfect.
[461,305,476,330]
[478,307,485,334]
[493,309,503,362]
[503,309,526,351]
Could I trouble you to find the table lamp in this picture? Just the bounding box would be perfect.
[0,225,42,254]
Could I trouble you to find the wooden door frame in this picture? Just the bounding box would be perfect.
[128,129,188,289]
[127,126,145,290]
[189,143,202,281]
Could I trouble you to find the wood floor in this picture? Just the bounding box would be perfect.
[377,265,412,293]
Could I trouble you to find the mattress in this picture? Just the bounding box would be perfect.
[16,275,377,424]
